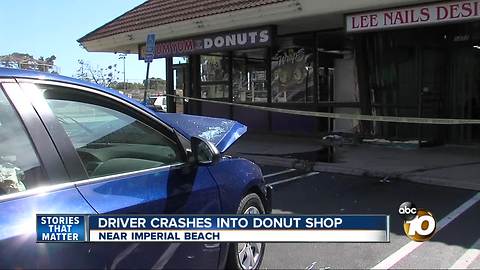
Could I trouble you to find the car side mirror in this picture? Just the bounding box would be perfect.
[190,136,221,165]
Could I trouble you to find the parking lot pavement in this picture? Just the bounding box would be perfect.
[259,165,313,184]
[259,166,480,269]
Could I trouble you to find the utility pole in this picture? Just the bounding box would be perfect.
[118,53,127,92]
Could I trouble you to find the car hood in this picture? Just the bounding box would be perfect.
[155,113,247,153]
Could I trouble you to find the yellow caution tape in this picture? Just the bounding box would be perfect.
[164,95,480,125]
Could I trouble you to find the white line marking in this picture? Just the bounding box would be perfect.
[264,168,296,178]
[111,243,140,270]
[269,172,319,186]
[450,237,480,269]
[305,261,317,270]
[372,192,480,269]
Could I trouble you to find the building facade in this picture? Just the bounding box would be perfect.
[79,0,480,145]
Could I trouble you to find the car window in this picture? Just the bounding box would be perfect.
[36,85,184,178]
[0,88,45,195]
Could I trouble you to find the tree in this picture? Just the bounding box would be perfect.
[144,77,166,92]
[76,60,90,81]
[109,81,145,91]
[75,59,120,87]
[0,52,58,73]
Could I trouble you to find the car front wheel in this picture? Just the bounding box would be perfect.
[226,193,266,270]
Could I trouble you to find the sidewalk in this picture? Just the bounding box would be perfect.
[227,134,326,156]
[228,134,480,191]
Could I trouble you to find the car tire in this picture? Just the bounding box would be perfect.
[226,193,266,270]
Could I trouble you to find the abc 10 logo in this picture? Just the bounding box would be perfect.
[398,202,436,242]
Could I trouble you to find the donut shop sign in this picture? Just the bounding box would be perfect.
[139,26,272,59]
[346,0,480,32]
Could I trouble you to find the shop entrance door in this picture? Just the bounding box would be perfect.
[173,63,189,114]
[448,46,480,143]
[418,47,448,146]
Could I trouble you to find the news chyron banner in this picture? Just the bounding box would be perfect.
[37,215,390,243]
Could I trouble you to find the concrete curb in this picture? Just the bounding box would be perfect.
[314,163,480,191]
[239,155,300,168]
[240,154,480,191]
[399,174,480,191]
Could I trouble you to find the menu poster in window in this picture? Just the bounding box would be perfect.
[272,48,313,103]
[201,56,228,82]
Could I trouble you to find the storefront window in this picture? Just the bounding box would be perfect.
[201,85,228,99]
[272,34,314,103]
[200,55,229,99]
[200,55,228,82]
[232,49,267,103]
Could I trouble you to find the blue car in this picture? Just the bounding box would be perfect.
[0,68,271,269]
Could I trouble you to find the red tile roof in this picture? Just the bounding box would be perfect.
[78,0,288,42]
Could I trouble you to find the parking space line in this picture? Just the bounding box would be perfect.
[449,237,480,269]
[372,192,480,269]
[264,168,296,178]
[269,172,319,186]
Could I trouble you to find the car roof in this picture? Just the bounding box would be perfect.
[0,68,173,130]
[0,67,123,96]
[0,68,248,150]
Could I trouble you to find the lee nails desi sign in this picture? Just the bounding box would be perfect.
[138,26,272,59]
[346,0,480,32]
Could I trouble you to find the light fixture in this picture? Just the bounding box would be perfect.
[474,45,480,50]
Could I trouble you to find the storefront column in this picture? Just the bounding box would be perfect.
[313,32,319,105]
[313,32,326,134]
[354,35,372,136]
[265,47,272,132]
[165,57,175,113]
[228,51,234,119]
[189,55,202,115]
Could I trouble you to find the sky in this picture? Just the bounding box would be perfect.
[0,0,166,82]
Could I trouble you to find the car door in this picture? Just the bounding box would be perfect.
[0,81,98,269]
[19,81,223,269]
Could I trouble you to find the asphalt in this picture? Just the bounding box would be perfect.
[257,165,480,269]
